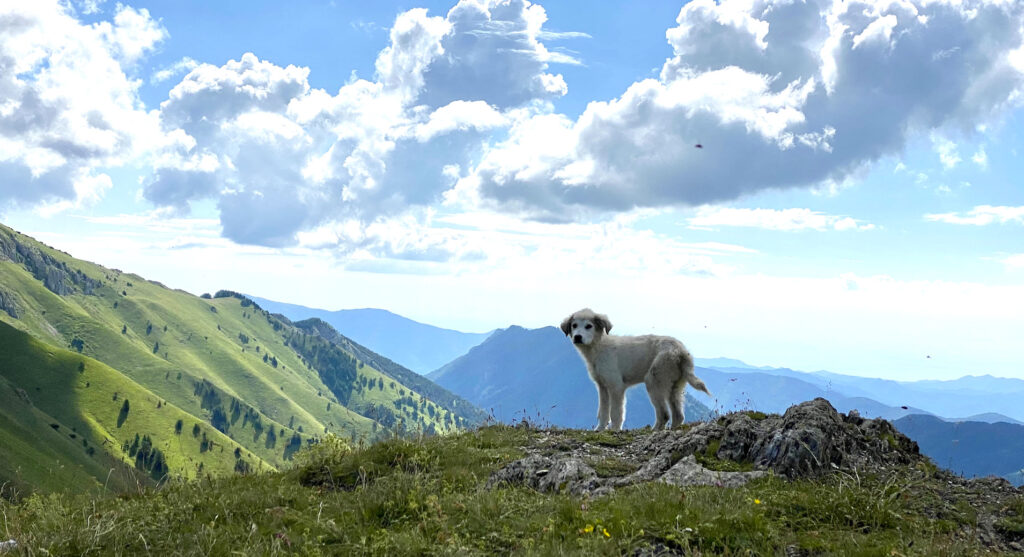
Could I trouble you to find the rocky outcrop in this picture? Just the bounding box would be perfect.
[489,398,923,496]
[0,229,101,296]
[0,286,19,318]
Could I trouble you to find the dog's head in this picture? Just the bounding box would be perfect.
[560,308,612,346]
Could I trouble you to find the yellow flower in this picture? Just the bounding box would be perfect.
[754,499,762,505]
[602,528,611,538]
[583,525,594,533]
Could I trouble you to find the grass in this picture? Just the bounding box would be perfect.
[996,496,1024,539]
[0,425,995,556]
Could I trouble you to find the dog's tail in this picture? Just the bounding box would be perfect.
[678,349,711,397]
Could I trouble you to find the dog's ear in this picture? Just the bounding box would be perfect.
[594,313,613,333]
[560,315,573,337]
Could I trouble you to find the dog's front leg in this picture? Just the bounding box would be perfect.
[595,384,610,431]
[608,387,626,431]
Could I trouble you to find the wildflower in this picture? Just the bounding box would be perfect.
[582,524,594,534]
[754,499,762,505]
[602,527,611,538]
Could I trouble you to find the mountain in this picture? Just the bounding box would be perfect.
[694,357,779,370]
[249,296,492,374]
[0,223,483,495]
[429,325,714,428]
[894,414,1024,486]
[946,413,1023,425]
[695,368,933,420]
[702,359,1024,423]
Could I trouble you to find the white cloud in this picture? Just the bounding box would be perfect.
[933,136,962,169]
[142,0,580,247]
[0,0,163,214]
[972,146,989,169]
[72,0,107,15]
[925,205,1024,226]
[98,4,166,65]
[458,0,1024,217]
[688,207,875,231]
[151,56,199,84]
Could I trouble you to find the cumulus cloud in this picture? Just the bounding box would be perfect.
[0,0,162,212]
[460,0,1024,218]
[143,0,577,246]
[689,207,875,231]
[925,205,1024,225]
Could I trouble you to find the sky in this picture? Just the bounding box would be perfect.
[1,0,1023,381]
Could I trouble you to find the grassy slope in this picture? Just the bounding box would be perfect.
[1,425,1015,556]
[0,322,259,483]
[0,374,122,496]
[0,223,479,494]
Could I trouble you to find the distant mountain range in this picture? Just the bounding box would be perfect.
[0,223,484,496]
[697,361,1024,424]
[249,296,492,374]
[894,414,1024,482]
[429,325,714,429]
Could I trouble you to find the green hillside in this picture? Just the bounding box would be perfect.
[0,222,484,495]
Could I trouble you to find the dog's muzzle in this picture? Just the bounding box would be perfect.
[573,335,583,344]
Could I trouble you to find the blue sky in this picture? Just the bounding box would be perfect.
[2,0,1023,380]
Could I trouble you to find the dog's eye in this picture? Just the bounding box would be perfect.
[572,323,577,329]
[585,324,592,330]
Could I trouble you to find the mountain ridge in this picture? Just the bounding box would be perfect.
[249,296,493,374]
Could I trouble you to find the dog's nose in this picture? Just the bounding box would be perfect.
[573,335,582,344]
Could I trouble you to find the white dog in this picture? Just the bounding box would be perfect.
[561,308,711,431]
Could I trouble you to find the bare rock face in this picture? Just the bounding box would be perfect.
[488,398,924,496]
[1,230,101,296]
[0,287,19,318]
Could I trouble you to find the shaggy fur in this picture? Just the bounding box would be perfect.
[561,308,711,431]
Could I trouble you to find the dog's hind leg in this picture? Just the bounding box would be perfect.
[647,351,679,430]
[645,379,670,430]
[669,379,687,428]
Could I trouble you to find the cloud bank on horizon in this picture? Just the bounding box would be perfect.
[2,0,1024,255]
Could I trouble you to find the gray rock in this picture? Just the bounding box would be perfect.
[660,455,767,488]
[0,287,19,318]
[487,454,599,495]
